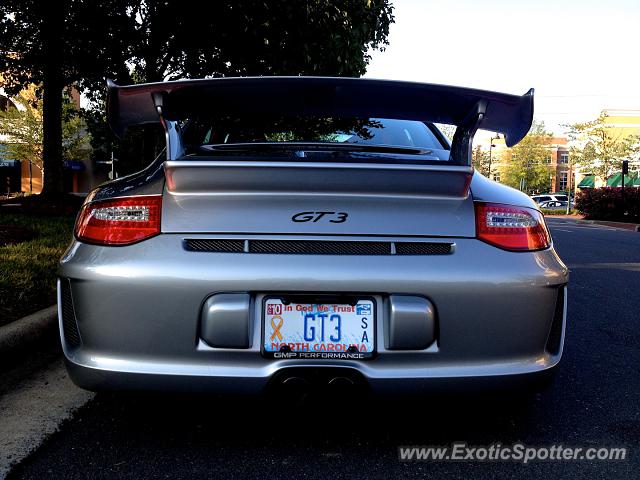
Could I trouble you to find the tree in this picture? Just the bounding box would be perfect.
[0,87,43,189]
[436,124,456,142]
[129,1,394,82]
[501,121,553,194]
[472,145,491,177]
[1,1,395,192]
[0,87,91,191]
[0,0,134,194]
[84,0,396,171]
[61,99,92,166]
[566,113,640,181]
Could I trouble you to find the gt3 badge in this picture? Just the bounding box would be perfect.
[291,211,348,223]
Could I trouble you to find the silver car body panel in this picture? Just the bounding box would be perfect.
[59,227,568,392]
[469,172,539,209]
[162,161,474,237]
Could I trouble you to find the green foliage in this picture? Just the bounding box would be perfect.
[501,121,553,194]
[566,113,640,181]
[0,213,75,325]
[0,88,42,171]
[1,0,134,192]
[116,0,395,85]
[1,0,395,186]
[61,97,92,163]
[541,208,575,216]
[575,187,640,222]
[472,145,491,177]
[0,89,91,173]
[436,124,456,142]
[1,0,394,93]
[0,1,136,96]
[90,0,395,169]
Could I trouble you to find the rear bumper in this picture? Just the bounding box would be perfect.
[58,234,568,393]
[64,356,559,394]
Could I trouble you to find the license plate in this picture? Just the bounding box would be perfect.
[263,298,375,360]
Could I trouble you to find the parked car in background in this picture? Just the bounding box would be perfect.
[532,194,574,209]
[539,200,569,209]
[58,77,568,395]
[531,194,568,204]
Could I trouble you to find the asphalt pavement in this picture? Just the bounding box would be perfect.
[5,217,640,479]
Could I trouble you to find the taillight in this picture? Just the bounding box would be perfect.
[75,195,162,246]
[475,202,550,252]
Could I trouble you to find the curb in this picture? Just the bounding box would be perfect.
[0,305,58,355]
[583,220,640,232]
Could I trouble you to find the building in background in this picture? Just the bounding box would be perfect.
[601,109,640,143]
[547,137,571,192]
[476,134,571,193]
[478,109,640,195]
[575,109,640,190]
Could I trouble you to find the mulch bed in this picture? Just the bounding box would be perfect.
[0,224,37,247]
[0,193,83,216]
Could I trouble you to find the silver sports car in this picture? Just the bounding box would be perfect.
[58,77,568,393]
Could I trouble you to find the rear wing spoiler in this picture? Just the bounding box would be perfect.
[106,77,534,163]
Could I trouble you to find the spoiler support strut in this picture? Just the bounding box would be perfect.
[451,99,487,167]
[151,91,184,161]
[152,92,171,161]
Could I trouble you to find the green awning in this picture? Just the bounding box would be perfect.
[578,175,595,188]
[607,172,637,187]
[607,173,620,186]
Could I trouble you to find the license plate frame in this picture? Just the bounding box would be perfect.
[261,295,376,360]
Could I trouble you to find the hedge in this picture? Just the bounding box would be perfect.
[541,208,575,216]
[575,187,640,222]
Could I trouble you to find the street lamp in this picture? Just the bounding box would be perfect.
[488,133,501,179]
[566,160,573,215]
[96,151,118,180]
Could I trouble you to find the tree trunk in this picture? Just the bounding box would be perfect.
[42,70,64,194]
[41,1,65,195]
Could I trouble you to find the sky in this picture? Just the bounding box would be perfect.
[364,0,640,136]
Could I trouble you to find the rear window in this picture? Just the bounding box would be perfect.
[182,116,448,154]
[554,195,568,202]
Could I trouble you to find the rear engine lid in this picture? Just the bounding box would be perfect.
[161,159,476,237]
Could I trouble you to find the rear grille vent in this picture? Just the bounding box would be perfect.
[184,239,453,256]
[185,239,245,253]
[395,242,453,255]
[250,240,390,255]
[545,286,566,355]
[60,279,82,348]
